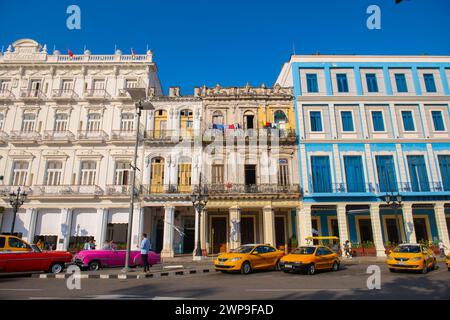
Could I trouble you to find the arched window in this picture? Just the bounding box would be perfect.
[212,111,224,125]
[274,110,287,124]
[243,111,255,129]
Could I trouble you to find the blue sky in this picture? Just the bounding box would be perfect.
[1,0,449,94]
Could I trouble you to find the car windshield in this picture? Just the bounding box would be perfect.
[393,245,421,253]
[231,245,255,253]
[291,247,316,255]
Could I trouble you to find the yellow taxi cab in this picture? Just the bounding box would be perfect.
[214,244,285,274]
[279,245,340,275]
[386,243,436,273]
[446,254,450,271]
[0,235,33,252]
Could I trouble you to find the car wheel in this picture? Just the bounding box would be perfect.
[241,262,251,275]
[332,261,339,272]
[220,270,228,273]
[88,260,101,271]
[49,263,64,274]
[282,270,290,273]
[447,267,450,271]
[307,264,316,275]
[421,261,428,274]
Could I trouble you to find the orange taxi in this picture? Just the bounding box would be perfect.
[279,245,340,275]
[386,243,436,273]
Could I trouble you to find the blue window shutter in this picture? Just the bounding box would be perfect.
[306,74,318,93]
[407,155,430,192]
[310,111,322,132]
[366,73,379,93]
[311,156,332,193]
[431,111,445,131]
[395,73,408,92]
[424,73,437,92]
[376,155,398,192]
[341,111,354,131]
[336,74,348,93]
[401,111,415,131]
[344,156,365,192]
[438,155,450,191]
[372,111,385,131]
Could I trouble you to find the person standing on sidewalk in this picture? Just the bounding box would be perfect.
[140,233,151,272]
[439,240,447,258]
[344,240,352,259]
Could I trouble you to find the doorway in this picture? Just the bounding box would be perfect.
[244,113,254,129]
[210,217,227,254]
[358,218,374,243]
[182,217,195,253]
[413,217,429,242]
[241,216,255,244]
[385,218,401,244]
[244,165,256,192]
[275,216,286,249]
[155,218,164,253]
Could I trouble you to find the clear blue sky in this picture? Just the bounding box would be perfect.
[1,0,449,94]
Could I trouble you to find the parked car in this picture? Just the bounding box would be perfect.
[279,245,340,275]
[386,243,436,273]
[73,248,160,271]
[0,236,72,274]
[446,254,450,271]
[214,244,285,274]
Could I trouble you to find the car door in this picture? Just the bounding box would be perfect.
[315,247,328,270]
[263,246,281,268]
[250,246,266,269]
[321,247,335,269]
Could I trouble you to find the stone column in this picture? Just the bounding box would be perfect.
[229,206,241,250]
[297,204,312,246]
[132,207,144,249]
[193,206,202,260]
[200,209,207,254]
[24,208,37,243]
[435,203,450,254]
[263,206,276,247]
[369,203,386,257]
[96,208,108,248]
[336,204,349,251]
[402,203,417,244]
[57,208,73,251]
[161,205,175,258]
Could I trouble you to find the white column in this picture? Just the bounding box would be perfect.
[24,208,37,243]
[402,203,417,244]
[57,208,73,251]
[263,206,276,247]
[358,104,368,139]
[336,204,349,251]
[395,144,408,187]
[418,103,430,138]
[299,145,309,194]
[389,103,400,138]
[96,208,108,247]
[200,209,207,254]
[193,206,202,260]
[364,144,376,189]
[369,203,386,257]
[297,204,312,246]
[161,205,175,258]
[332,144,342,187]
[435,203,450,254]
[0,212,3,231]
[131,207,144,249]
[229,206,241,250]
[426,143,439,184]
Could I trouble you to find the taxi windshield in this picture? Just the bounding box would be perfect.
[231,245,255,253]
[291,247,316,255]
[393,245,421,253]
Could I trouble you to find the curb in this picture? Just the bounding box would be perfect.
[32,267,216,280]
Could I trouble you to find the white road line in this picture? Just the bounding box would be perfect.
[152,296,195,300]
[0,288,43,291]
[246,288,354,292]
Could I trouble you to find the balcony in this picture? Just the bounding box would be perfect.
[104,184,133,196]
[52,89,79,100]
[42,130,75,144]
[0,186,33,197]
[0,88,15,100]
[19,89,46,100]
[202,128,297,144]
[84,89,111,100]
[206,183,301,200]
[144,130,180,143]
[77,130,109,144]
[9,130,41,144]
[110,130,139,144]
[399,182,446,193]
[0,131,9,144]
[142,184,193,201]
[31,185,103,198]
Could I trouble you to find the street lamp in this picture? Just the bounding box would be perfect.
[122,87,154,272]
[383,191,407,243]
[9,187,27,235]
[190,173,208,261]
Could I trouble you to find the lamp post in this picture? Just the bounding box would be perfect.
[383,191,406,243]
[122,88,154,272]
[190,173,208,261]
[9,187,27,235]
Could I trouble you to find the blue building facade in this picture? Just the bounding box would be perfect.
[277,55,450,256]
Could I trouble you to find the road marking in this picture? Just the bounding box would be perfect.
[152,296,195,300]
[0,288,43,291]
[163,265,184,269]
[246,288,354,292]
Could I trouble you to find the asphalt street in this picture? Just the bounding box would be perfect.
[0,262,449,300]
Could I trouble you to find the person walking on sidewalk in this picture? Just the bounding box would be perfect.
[140,233,151,272]
[344,240,352,259]
[439,240,447,258]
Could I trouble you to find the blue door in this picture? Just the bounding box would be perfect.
[344,156,365,192]
[407,155,430,192]
[311,156,332,193]
[376,155,398,192]
[438,155,450,191]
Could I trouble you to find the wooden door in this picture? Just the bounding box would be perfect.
[178,163,191,193]
[150,158,164,193]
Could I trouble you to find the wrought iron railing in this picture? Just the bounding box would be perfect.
[32,185,103,196]
[52,89,78,99]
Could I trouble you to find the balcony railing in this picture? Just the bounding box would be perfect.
[202,128,297,143]
[0,186,33,197]
[0,88,14,99]
[142,184,193,195]
[399,181,444,193]
[43,130,75,142]
[144,130,179,142]
[207,183,301,194]
[52,89,78,99]
[32,185,103,196]
[77,130,109,142]
[9,130,41,142]
[19,89,46,99]
[110,130,139,142]
[84,89,111,99]
[105,184,133,196]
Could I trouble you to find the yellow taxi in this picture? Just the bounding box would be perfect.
[386,243,436,273]
[279,245,340,275]
[446,254,450,271]
[0,235,33,252]
[214,244,285,274]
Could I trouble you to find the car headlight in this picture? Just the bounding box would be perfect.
[230,257,241,262]
[411,257,422,261]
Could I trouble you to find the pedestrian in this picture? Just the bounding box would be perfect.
[140,233,151,272]
[344,240,352,259]
[83,240,90,250]
[439,240,447,258]
[90,240,96,250]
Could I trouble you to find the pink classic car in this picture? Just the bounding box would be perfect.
[73,249,160,271]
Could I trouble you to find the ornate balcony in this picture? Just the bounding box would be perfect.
[399,181,445,193]
[52,89,79,100]
[19,89,46,100]
[144,130,180,143]
[31,185,103,197]
[0,185,33,197]
[0,88,15,100]
[206,183,301,200]
[202,128,297,144]
[42,130,75,144]
[142,184,193,201]
[104,184,133,196]
[9,130,41,144]
[83,89,111,99]
[77,130,109,144]
[110,130,140,144]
